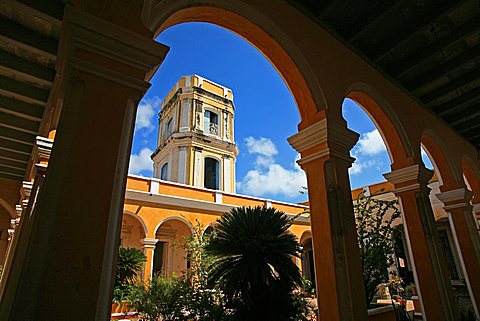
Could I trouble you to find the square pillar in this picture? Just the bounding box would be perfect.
[0,7,168,321]
[384,165,459,321]
[437,188,480,318]
[289,118,367,321]
[141,238,159,281]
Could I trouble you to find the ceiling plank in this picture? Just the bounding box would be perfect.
[389,18,480,78]
[0,138,33,154]
[0,150,29,163]
[348,0,408,43]
[0,111,40,133]
[405,44,480,90]
[0,17,58,55]
[0,171,23,181]
[0,155,27,168]
[420,69,480,103]
[0,75,49,103]
[373,1,469,63]
[433,86,480,116]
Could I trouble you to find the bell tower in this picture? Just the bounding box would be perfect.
[151,75,238,192]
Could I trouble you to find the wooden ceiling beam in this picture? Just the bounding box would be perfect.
[390,19,480,78]
[420,68,480,104]
[405,44,480,90]
[434,86,480,116]
[374,1,468,63]
[0,171,23,181]
[348,0,408,43]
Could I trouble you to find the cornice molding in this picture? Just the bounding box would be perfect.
[288,119,359,165]
[383,164,433,186]
[58,6,169,88]
[436,188,473,210]
[140,238,159,248]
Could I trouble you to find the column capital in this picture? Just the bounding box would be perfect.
[383,164,433,194]
[472,203,480,214]
[436,188,474,211]
[141,238,159,249]
[58,6,169,90]
[288,118,359,166]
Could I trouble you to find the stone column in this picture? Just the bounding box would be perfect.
[473,203,480,228]
[141,238,159,281]
[437,188,480,318]
[384,165,459,321]
[0,7,168,321]
[289,119,368,321]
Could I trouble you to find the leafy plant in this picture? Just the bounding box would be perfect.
[127,274,191,321]
[116,246,147,286]
[179,220,228,321]
[354,190,401,306]
[113,246,146,304]
[205,206,303,321]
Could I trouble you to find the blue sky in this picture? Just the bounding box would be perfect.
[128,22,432,203]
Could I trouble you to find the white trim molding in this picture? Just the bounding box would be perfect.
[288,118,359,166]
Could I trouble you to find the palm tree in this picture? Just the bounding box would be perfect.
[113,246,146,304]
[116,246,147,286]
[205,206,302,321]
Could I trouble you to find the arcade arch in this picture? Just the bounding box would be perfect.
[153,217,193,277]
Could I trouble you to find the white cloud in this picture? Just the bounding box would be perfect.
[245,136,278,157]
[135,97,161,131]
[129,148,153,175]
[238,163,307,198]
[349,159,382,175]
[348,129,386,175]
[238,137,306,198]
[356,129,386,155]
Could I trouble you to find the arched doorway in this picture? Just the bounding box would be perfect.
[153,218,193,277]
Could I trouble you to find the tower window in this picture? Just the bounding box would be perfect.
[204,157,219,189]
[160,163,168,180]
[204,111,219,135]
[166,118,173,138]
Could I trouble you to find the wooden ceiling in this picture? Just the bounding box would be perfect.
[288,0,480,148]
[0,0,63,181]
[1,0,479,181]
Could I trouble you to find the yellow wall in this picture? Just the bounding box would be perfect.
[123,175,312,280]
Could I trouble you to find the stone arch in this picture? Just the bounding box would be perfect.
[144,2,326,129]
[345,83,413,169]
[203,221,218,235]
[462,156,480,204]
[0,197,16,219]
[300,230,312,245]
[120,211,147,250]
[153,216,194,277]
[123,210,148,236]
[154,216,195,236]
[421,129,463,190]
[299,230,315,286]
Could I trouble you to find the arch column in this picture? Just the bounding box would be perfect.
[436,188,480,318]
[384,165,459,321]
[141,238,159,281]
[289,117,368,321]
[473,203,480,226]
[0,6,168,321]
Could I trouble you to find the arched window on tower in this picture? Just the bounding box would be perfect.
[166,118,173,138]
[204,157,219,190]
[204,110,219,135]
[160,163,168,180]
